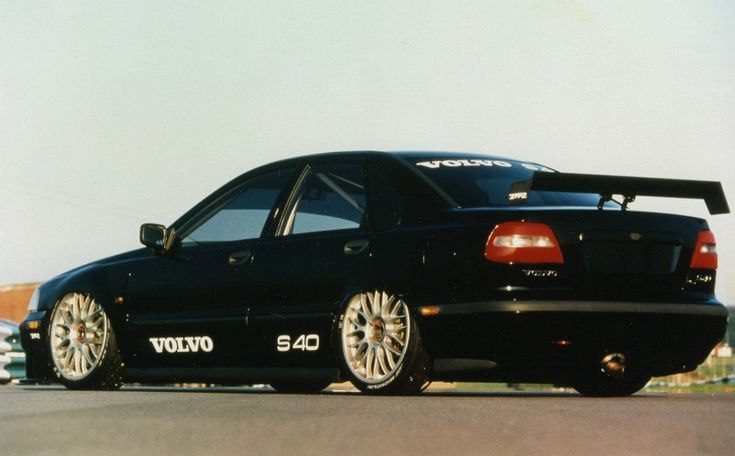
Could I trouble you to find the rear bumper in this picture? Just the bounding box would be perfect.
[418,300,728,382]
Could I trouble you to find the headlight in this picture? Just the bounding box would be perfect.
[27,287,40,312]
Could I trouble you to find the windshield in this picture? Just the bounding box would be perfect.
[410,157,601,208]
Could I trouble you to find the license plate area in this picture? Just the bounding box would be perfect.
[581,231,682,274]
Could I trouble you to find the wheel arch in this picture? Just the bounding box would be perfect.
[39,263,132,362]
[44,266,125,317]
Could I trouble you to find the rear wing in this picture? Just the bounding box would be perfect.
[510,172,730,215]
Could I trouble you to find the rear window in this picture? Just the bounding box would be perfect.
[411,157,600,208]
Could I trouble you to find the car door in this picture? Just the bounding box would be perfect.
[123,167,294,369]
[246,161,372,368]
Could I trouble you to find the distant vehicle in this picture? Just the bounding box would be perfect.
[20,151,729,396]
[1,320,25,383]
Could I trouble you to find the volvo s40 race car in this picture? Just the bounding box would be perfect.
[20,152,730,396]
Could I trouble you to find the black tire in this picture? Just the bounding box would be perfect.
[270,380,333,394]
[48,293,124,391]
[336,291,430,395]
[573,370,651,397]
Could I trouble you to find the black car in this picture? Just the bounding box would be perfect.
[20,151,729,396]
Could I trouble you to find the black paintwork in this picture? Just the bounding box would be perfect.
[523,171,729,214]
[20,151,729,385]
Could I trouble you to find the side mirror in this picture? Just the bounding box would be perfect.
[140,223,171,252]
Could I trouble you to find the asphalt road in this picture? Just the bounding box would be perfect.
[1,385,733,456]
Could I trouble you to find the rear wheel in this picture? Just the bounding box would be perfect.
[574,374,651,397]
[48,293,123,390]
[270,380,332,394]
[573,353,651,397]
[337,291,430,395]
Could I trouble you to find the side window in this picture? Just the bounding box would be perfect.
[182,168,293,245]
[367,164,402,229]
[285,163,367,235]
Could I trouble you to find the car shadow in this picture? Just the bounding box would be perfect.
[17,384,663,398]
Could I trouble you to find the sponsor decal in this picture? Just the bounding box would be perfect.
[416,159,512,169]
[276,334,320,352]
[520,163,554,173]
[149,336,214,354]
[30,333,41,340]
[508,191,528,201]
[415,159,554,172]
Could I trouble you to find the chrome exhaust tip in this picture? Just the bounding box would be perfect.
[600,353,626,378]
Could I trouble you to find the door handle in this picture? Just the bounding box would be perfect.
[344,239,370,255]
[228,250,252,266]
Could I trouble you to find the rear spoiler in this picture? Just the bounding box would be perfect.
[510,172,730,215]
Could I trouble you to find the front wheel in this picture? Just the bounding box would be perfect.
[337,291,430,395]
[48,293,123,390]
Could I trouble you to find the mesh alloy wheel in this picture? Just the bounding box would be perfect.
[48,292,123,390]
[341,291,411,384]
[50,293,109,380]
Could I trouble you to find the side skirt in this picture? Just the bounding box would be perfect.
[124,367,342,385]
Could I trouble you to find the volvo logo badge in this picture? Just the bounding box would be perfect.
[149,336,214,354]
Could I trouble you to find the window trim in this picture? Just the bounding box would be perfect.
[276,161,370,238]
[175,167,296,246]
[276,165,311,237]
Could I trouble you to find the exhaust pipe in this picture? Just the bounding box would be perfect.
[600,353,626,378]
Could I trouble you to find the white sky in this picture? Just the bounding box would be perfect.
[1,1,734,304]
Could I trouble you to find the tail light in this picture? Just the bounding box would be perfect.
[690,231,718,269]
[485,222,564,264]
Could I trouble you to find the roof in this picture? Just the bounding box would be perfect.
[258,150,518,170]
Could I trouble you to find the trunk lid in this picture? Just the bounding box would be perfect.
[443,207,711,301]
[532,209,704,300]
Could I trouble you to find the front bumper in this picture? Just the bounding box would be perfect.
[418,300,728,382]
[19,310,53,381]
